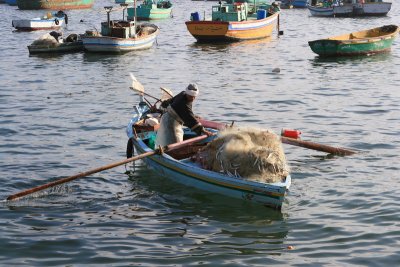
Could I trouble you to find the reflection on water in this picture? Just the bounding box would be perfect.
[310,51,393,65]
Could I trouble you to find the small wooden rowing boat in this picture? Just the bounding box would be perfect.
[127,0,173,20]
[82,6,159,53]
[126,96,291,209]
[308,25,399,57]
[12,10,67,31]
[185,2,281,43]
[28,32,84,54]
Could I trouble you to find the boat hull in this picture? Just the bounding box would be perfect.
[82,29,159,52]
[307,2,392,17]
[127,6,173,20]
[185,12,279,42]
[28,41,83,54]
[132,138,291,209]
[5,0,17,5]
[16,0,94,10]
[308,25,399,57]
[12,17,64,31]
[292,0,308,8]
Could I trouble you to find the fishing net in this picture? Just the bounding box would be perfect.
[193,127,289,183]
[31,33,59,46]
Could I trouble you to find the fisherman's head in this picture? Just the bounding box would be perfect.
[185,83,199,102]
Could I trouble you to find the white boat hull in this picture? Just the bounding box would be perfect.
[82,33,158,52]
[12,17,64,31]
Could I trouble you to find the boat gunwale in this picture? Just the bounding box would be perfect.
[309,25,399,45]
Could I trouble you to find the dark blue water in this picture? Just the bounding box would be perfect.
[1,1,400,266]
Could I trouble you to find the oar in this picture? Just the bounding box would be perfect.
[6,135,208,201]
[280,136,356,156]
[129,86,160,101]
[197,119,356,156]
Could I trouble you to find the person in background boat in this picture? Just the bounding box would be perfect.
[49,31,63,42]
[155,83,214,147]
[267,2,280,16]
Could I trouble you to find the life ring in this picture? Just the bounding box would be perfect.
[54,18,59,25]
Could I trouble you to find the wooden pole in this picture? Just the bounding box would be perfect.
[280,136,356,156]
[197,119,356,156]
[6,135,208,201]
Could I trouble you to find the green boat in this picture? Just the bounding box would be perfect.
[16,0,94,10]
[308,25,400,57]
[127,0,172,20]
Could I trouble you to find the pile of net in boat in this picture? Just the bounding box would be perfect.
[193,128,289,183]
[31,32,60,46]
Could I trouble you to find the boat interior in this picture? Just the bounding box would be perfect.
[328,25,398,40]
[133,118,208,160]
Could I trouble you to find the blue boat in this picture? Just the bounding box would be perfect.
[125,96,292,209]
[5,0,17,5]
[292,0,308,8]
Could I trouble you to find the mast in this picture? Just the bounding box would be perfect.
[133,0,137,36]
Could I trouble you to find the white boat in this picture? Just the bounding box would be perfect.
[125,96,292,209]
[12,11,68,31]
[82,6,159,52]
[27,32,84,54]
[307,0,392,17]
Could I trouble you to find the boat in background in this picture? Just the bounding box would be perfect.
[12,10,68,31]
[308,24,399,57]
[82,6,159,52]
[115,0,134,3]
[126,96,291,209]
[307,0,392,17]
[292,0,308,8]
[16,0,94,10]
[28,31,84,54]
[5,0,17,5]
[185,2,281,43]
[127,0,173,20]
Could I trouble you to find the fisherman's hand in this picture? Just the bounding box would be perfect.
[203,130,215,137]
[160,100,169,108]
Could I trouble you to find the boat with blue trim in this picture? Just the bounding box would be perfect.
[126,95,291,209]
[307,0,392,17]
[12,10,67,31]
[185,1,281,43]
[82,6,159,53]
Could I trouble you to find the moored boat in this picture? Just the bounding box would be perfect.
[125,94,291,209]
[82,6,160,53]
[5,0,17,5]
[16,0,94,10]
[127,0,173,20]
[185,2,281,43]
[292,0,308,8]
[307,0,392,17]
[12,10,67,31]
[308,24,399,57]
[28,31,84,54]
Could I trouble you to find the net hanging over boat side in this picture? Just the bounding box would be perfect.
[194,128,289,183]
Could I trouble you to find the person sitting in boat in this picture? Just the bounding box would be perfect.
[155,83,214,147]
[49,31,63,43]
[267,2,280,16]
